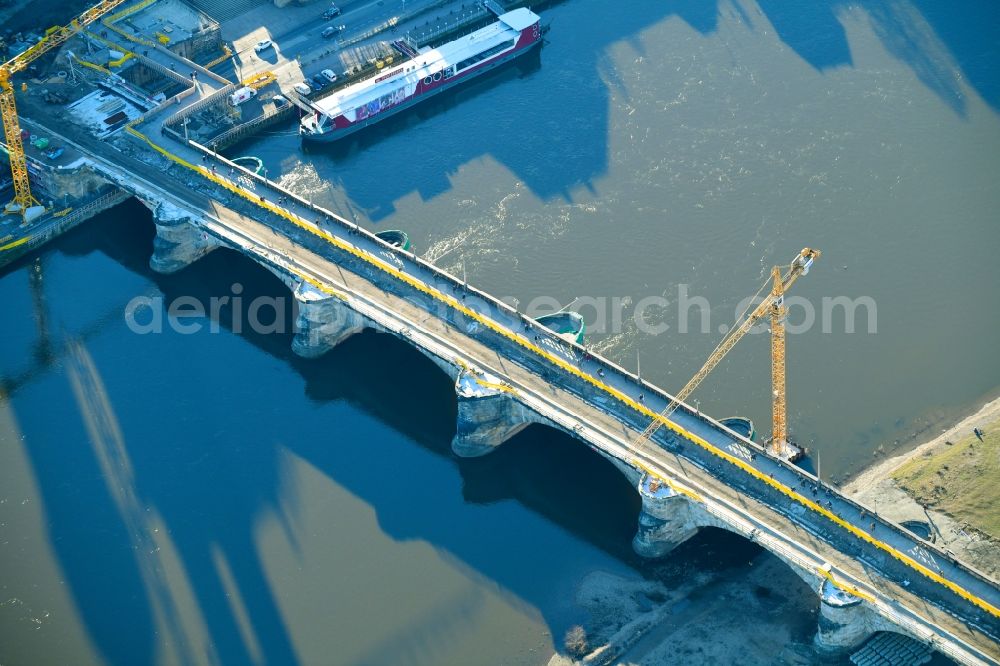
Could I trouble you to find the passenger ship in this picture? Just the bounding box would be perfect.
[300,8,542,142]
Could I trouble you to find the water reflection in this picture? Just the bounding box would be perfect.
[0,208,817,664]
[250,0,999,225]
[757,0,999,114]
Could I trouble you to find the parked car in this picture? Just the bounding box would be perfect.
[293,82,312,96]
[311,73,329,90]
[45,147,64,160]
[321,4,341,19]
[254,39,273,53]
[271,94,288,106]
[321,69,337,83]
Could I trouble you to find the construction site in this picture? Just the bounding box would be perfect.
[0,0,539,263]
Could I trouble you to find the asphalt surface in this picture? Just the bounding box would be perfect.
[26,113,999,662]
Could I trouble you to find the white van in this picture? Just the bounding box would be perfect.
[229,86,257,106]
[321,69,338,83]
[293,82,312,96]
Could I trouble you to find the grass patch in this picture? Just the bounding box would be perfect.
[892,424,1000,539]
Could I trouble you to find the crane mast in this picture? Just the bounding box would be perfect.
[631,247,820,459]
[769,265,789,456]
[0,69,38,215]
[1,0,128,217]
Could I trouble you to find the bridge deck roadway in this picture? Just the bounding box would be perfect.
[183,192,1000,663]
[21,112,1000,663]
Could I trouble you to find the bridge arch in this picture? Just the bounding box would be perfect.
[128,199,989,665]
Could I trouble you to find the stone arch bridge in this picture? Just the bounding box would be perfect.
[21,121,1000,665]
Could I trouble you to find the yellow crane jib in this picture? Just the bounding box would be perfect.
[631,247,820,458]
[1,0,129,219]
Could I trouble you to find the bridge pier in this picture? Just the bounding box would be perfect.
[149,203,221,273]
[451,366,544,457]
[632,473,701,558]
[814,579,886,656]
[291,282,368,357]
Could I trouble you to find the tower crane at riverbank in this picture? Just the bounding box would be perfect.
[1,0,127,220]
[633,247,820,459]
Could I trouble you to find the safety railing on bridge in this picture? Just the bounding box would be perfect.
[0,188,130,255]
[150,42,232,85]
[120,121,1000,629]
[482,0,507,17]
[207,102,294,152]
[161,82,239,134]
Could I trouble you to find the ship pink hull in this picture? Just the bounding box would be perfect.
[302,21,541,143]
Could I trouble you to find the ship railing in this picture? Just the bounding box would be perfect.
[482,0,506,17]
[408,5,491,47]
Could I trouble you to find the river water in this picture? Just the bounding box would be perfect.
[1,0,998,664]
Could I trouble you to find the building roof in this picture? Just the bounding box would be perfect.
[498,7,537,32]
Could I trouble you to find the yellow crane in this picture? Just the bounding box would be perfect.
[1,0,128,219]
[633,247,821,459]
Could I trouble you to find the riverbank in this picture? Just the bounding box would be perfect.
[548,397,1000,666]
[547,552,818,666]
[844,396,1000,578]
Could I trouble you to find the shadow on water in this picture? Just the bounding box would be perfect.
[12,0,991,641]
[292,0,685,219]
[2,205,803,664]
[679,0,998,114]
[755,0,998,115]
[271,0,997,224]
[4,205,294,665]
[300,45,544,178]
[5,3,990,660]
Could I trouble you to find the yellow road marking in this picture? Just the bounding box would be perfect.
[0,236,31,252]
[819,566,878,604]
[454,358,519,396]
[125,125,1000,620]
[631,458,703,503]
[204,44,233,71]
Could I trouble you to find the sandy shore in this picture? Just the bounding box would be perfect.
[843,395,1000,578]
[547,556,818,666]
[547,397,1000,666]
[844,396,1000,495]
